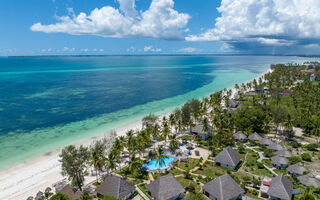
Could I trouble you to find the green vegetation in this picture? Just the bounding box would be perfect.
[55,62,320,199]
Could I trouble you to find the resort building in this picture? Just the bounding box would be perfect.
[310,73,316,81]
[214,146,241,170]
[228,99,238,108]
[275,149,293,158]
[55,184,81,200]
[202,174,244,200]
[268,142,284,152]
[191,124,212,140]
[96,175,135,199]
[287,163,308,177]
[267,174,293,200]
[259,138,273,146]
[298,174,320,188]
[248,132,263,142]
[271,155,289,169]
[234,131,247,142]
[146,174,185,200]
[260,177,272,199]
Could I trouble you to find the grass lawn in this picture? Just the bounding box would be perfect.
[170,168,184,175]
[137,184,152,199]
[193,161,228,178]
[176,176,201,192]
[262,159,272,168]
[178,158,200,171]
[244,151,274,177]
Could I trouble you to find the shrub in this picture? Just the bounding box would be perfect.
[301,153,312,161]
[290,141,301,148]
[307,143,318,151]
[257,162,264,169]
[289,156,302,165]
[263,149,274,158]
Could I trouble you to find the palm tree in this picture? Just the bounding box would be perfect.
[299,187,316,200]
[169,113,176,133]
[127,154,141,173]
[154,146,168,168]
[169,135,179,152]
[89,140,107,183]
[106,151,119,174]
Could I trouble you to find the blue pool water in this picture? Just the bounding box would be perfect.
[145,156,176,171]
[0,55,319,170]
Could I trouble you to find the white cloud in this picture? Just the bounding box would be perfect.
[62,47,75,52]
[178,47,197,53]
[144,46,162,52]
[127,46,136,52]
[186,0,320,46]
[31,0,190,40]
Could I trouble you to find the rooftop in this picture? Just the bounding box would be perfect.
[146,174,185,200]
[203,174,244,200]
[267,174,293,200]
[214,146,241,167]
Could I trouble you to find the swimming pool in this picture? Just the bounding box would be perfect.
[144,156,177,171]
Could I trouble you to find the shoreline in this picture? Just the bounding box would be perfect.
[0,67,270,200]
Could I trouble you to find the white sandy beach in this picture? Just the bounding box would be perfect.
[0,119,144,200]
[0,68,271,200]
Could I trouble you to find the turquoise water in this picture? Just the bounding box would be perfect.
[144,156,176,171]
[0,55,319,171]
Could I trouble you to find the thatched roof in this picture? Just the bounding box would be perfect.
[56,184,81,200]
[287,163,308,176]
[268,142,284,151]
[267,174,293,200]
[271,155,289,166]
[146,174,185,200]
[298,174,320,188]
[214,146,241,167]
[275,149,293,158]
[96,175,135,199]
[203,174,244,200]
[234,131,246,140]
[259,138,273,146]
[248,132,262,141]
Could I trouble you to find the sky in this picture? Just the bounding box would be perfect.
[1,0,320,56]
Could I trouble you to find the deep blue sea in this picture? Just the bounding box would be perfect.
[0,55,318,170]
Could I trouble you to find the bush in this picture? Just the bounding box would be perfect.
[257,162,265,169]
[263,149,274,158]
[290,141,301,148]
[289,156,302,165]
[301,153,312,161]
[307,143,318,151]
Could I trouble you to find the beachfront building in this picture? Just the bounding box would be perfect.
[267,174,293,200]
[146,174,185,200]
[248,132,263,142]
[191,124,212,140]
[287,163,308,177]
[55,184,81,200]
[271,155,289,169]
[298,174,320,188]
[228,99,238,108]
[96,175,135,199]
[234,131,247,142]
[214,146,241,170]
[202,174,244,200]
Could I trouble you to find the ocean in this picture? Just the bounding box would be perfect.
[0,55,318,170]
